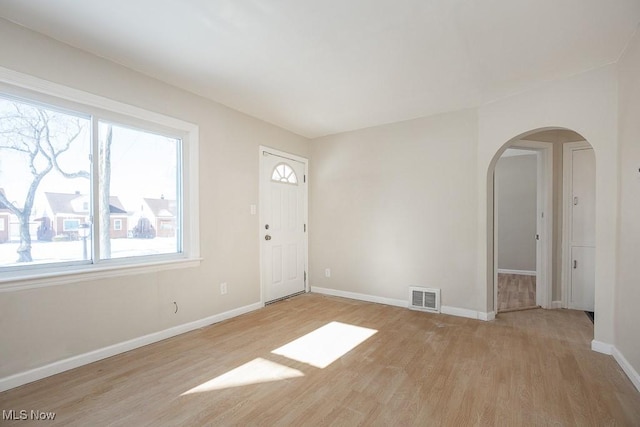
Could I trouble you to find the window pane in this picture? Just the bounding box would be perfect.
[271,163,297,185]
[0,96,91,268]
[98,122,180,260]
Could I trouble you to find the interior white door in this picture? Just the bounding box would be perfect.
[260,151,306,302]
[570,246,595,311]
[569,148,595,311]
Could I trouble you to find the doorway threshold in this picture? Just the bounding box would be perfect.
[498,305,540,314]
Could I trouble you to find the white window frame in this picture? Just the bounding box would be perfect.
[113,219,122,231]
[0,67,200,291]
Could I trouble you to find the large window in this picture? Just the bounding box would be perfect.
[0,76,198,283]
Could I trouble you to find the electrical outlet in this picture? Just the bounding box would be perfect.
[325,268,331,278]
[220,282,228,295]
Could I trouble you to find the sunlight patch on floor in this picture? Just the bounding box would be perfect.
[272,321,377,368]
[181,358,304,394]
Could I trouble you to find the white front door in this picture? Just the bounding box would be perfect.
[568,147,595,311]
[260,149,307,303]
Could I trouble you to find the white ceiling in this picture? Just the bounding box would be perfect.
[1,0,639,138]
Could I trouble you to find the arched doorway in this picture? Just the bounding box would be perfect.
[487,128,595,318]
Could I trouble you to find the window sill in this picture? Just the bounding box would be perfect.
[0,257,202,292]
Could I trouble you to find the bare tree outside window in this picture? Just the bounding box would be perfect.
[0,100,89,263]
[99,125,112,258]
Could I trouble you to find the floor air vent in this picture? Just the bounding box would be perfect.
[409,287,440,313]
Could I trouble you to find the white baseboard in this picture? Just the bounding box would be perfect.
[311,286,494,321]
[591,340,613,355]
[311,286,407,308]
[0,302,263,393]
[612,347,640,393]
[497,269,536,276]
[480,311,496,321]
[442,306,494,321]
[551,300,563,309]
[441,305,475,319]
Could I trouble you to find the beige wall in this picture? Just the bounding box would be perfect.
[309,109,478,310]
[2,16,638,389]
[616,28,640,379]
[0,19,309,378]
[478,65,619,345]
[496,154,537,272]
[310,64,623,349]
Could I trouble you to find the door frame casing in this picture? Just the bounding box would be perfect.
[561,141,592,309]
[258,145,309,305]
[494,140,553,311]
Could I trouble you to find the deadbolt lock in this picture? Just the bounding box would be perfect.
[265,224,269,230]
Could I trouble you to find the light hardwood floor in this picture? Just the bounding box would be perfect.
[1,293,639,426]
[497,273,537,312]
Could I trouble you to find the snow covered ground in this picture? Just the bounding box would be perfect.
[0,237,177,267]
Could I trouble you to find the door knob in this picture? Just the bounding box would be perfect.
[265,235,271,241]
